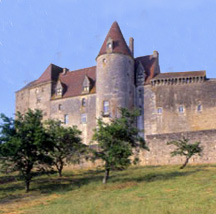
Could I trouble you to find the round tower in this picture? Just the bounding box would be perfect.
[96,22,135,119]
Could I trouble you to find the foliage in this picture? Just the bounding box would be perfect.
[0,109,53,192]
[45,119,87,177]
[92,108,149,183]
[167,138,203,169]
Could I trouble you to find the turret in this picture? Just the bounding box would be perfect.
[96,21,135,119]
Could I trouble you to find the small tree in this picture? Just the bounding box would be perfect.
[167,138,203,169]
[0,109,53,192]
[92,108,149,184]
[45,119,86,177]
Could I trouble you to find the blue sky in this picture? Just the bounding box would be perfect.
[0,0,216,117]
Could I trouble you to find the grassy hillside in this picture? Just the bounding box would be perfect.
[1,164,216,214]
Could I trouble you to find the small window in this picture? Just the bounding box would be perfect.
[81,113,87,124]
[82,98,86,107]
[83,86,89,92]
[36,97,41,104]
[157,107,163,114]
[103,101,109,115]
[179,106,184,113]
[58,104,62,111]
[35,88,39,94]
[197,104,202,112]
[56,88,62,96]
[107,42,112,49]
[64,114,69,124]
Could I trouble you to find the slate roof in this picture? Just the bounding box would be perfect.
[152,71,206,80]
[97,21,132,57]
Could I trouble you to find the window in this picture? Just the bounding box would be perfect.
[107,42,112,49]
[36,97,41,104]
[83,86,89,92]
[197,104,202,112]
[179,106,184,113]
[64,114,69,124]
[81,98,86,107]
[56,88,62,96]
[103,101,109,115]
[81,113,87,124]
[58,104,62,111]
[157,107,163,114]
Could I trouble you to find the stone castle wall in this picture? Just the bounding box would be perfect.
[50,94,96,144]
[144,80,216,136]
[16,88,29,114]
[140,129,216,165]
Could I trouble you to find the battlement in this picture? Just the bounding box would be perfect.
[150,70,206,86]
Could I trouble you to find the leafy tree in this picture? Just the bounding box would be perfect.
[0,109,53,192]
[45,119,86,177]
[167,138,203,169]
[92,108,149,184]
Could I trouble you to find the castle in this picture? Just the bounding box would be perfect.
[16,22,216,165]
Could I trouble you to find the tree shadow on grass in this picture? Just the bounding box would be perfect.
[32,173,103,194]
[110,168,204,184]
[0,171,104,206]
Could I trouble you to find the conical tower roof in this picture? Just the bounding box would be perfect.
[97,21,132,58]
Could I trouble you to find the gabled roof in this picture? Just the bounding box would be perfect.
[55,66,96,99]
[97,21,132,58]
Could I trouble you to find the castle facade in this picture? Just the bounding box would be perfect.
[16,22,216,165]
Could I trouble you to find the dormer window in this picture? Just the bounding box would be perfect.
[55,80,64,97]
[106,37,113,52]
[107,43,112,49]
[83,86,89,92]
[82,75,91,94]
[56,88,62,96]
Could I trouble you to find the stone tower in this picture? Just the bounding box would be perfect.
[96,21,135,120]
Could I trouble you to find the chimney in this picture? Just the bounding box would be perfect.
[63,68,69,75]
[129,37,134,57]
[153,50,159,58]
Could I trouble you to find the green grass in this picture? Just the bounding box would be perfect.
[1,164,216,214]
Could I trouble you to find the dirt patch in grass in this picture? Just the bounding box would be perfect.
[0,193,60,214]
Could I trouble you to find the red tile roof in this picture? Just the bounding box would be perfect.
[97,21,132,57]
[57,66,96,99]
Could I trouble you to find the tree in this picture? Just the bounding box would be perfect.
[45,119,86,177]
[167,138,203,169]
[0,109,53,192]
[92,108,149,184]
